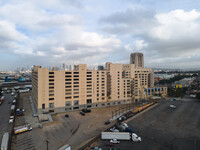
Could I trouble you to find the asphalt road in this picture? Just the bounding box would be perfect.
[0,94,14,143]
[98,100,200,150]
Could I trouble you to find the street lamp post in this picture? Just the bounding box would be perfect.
[46,140,49,150]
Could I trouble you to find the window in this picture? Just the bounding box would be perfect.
[87,99,92,104]
[74,92,79,94]
[65,96,71,99]
[49,87,54,89]
[87,91,92,93]
[49,94,54,96]
[65,79,71,81]
[87,95,92,97]
[49,103,54,108]
[49,98,54,100]
[65,89,71,91]
[102,93,105,96]
[74,100,79,106]
[87,88,92,90]
[74,72,79,74]
[74,96,79,98]
[74,75,79,77]
[42,104,45,109]
[87,75,92,77]
[65,72,71,74]
[74,82,79,84]
[87,78,92,80]
[102,84,104,86]
[49,90,54,93]
[65,75,71,77]
[49,79,54,81]
[65,86,71,88]
[49,76,54,78]
[65,93,71,95]
[49,72,54,74]
[87,81,92,83]
[65,101,71,106]
[87,72,92,74]
[74,85,79,87]
[74,78,79,81]
[74,89,79,91]
[49,83,54,85]
[87,85,92,87]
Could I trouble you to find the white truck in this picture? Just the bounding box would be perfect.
[1,132,9,150]
[14,124,32,134]
[58,144,71,150]
[101,132,141,142]
[19,89,30,93]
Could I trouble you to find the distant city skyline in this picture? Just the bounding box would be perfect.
[0,0,200,70]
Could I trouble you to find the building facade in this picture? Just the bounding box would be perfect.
[32,53,167,114]
[130,52,144,68]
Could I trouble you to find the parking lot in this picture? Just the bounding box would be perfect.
[96,100,200,150]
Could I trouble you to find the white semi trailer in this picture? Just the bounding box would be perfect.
[14,124,32,134]
[1,132,9,150]
[101,132,141,142]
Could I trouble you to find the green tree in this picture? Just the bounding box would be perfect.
[196,93,200,100]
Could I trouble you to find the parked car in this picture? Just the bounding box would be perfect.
[110,127,119,132]
[82,108,91,113]
[169,105,176,109]
[110,139,120,144]
[80,112,85,116]
[104,121,110,125]
[65,114,69,118]
[16,109,24,116]
[9,118,14,124]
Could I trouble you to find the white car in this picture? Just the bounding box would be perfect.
[110,127,119,132]
[110,139,120,144]
[169,105,176,109]
[122,123,128,128]
[10,115,14,119]
[132,133,142,142]
[9,118,13,124]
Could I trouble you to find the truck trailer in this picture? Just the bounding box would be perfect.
[101,132,141,142]
[1,132,9,150]
[14,124,32,134]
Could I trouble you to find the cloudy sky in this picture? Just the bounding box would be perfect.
[0,0,200,70]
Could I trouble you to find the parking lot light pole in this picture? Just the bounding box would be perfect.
[46,140,49,150]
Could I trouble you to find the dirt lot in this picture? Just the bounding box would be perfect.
[97,100,200,150]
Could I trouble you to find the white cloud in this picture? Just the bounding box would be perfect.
[100,8,200,68]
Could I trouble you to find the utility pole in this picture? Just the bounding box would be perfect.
[46,140,49,150]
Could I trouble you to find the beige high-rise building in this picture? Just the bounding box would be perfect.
[130,52,144,68]
[32,53,167,114]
